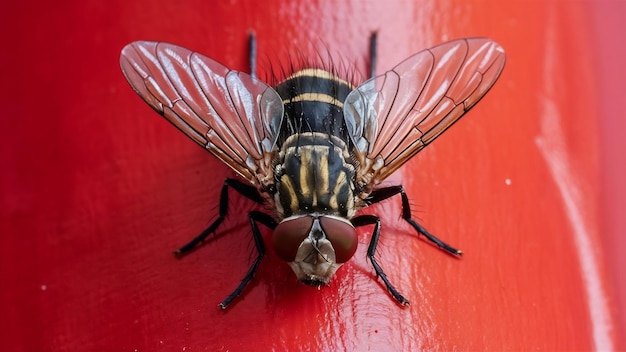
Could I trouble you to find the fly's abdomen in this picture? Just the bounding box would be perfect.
[275,68,355,146]
[275,133,356,219]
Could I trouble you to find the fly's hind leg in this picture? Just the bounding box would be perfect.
[369,32,378,78]
[174,178,265,256]
[248,32,257,78]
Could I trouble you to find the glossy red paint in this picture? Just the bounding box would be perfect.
[1,1,623,351]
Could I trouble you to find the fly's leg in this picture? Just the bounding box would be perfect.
[219,211,277,309]
[351,185,462,305]
[351,214,409,305]
[174,178,265,256]
[248,32,257,78]
[369,32,378,78]
[366,185,462,255]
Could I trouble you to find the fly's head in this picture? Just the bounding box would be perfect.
[272,214,358,286]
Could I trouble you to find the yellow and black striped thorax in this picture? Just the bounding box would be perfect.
[275,133,356,219]
[273,69,358,219]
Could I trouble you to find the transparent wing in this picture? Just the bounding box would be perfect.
[344,38,505,191]
[120,41,284,188]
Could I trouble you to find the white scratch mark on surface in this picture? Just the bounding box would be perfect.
[536,10,613,350]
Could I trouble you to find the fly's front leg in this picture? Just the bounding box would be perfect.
[219,211,277,309]
[367,185,462,256]
[174,178,265,256]
[352,215,409,306]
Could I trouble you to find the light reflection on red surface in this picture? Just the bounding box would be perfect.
[0,0,623,351]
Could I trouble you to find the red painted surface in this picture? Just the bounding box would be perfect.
[1,1,623,351]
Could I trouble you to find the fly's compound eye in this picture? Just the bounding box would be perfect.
[319,217,358,263]
[272,217,312,262]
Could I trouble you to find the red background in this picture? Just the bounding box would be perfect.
[1,0,624,351]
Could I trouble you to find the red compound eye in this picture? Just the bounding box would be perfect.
[272,216,358,263]
[319,217,358,263]
[272,217,312,262]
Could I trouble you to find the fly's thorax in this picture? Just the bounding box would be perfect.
[272,214,358,286]
[273,132,358,219]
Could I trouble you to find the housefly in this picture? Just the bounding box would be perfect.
[120,33,505,309]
